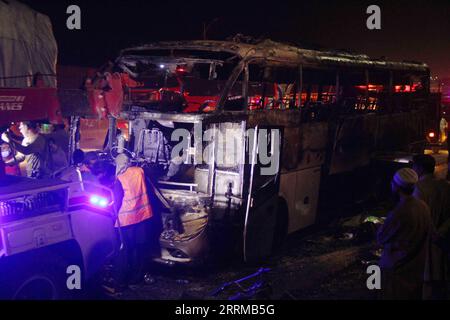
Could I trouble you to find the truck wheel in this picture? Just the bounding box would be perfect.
[13,274,60,300]
[5,251,75,300]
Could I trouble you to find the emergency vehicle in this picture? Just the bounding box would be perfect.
[0,1,117,299]
[0,175,116,299]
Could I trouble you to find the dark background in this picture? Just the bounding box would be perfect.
[21,0,450,77]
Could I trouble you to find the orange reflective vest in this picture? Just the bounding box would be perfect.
[116,166,152,227]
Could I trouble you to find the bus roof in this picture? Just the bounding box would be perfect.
[120,39,429,73]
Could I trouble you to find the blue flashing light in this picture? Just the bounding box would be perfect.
[89,195,108,208]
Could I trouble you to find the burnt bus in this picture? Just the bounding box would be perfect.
[71,39,433,264]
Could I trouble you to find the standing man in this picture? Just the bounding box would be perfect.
[412,154,450,299]
[1,121,50,178]
[48,123,70,159]
[377,168,431,300]
[48,138,69,173]
[111,153,153,293]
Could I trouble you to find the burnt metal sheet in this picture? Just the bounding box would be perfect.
[248,109,302,127]
[118,39,428,72]
[58,88,94,117]
[327,110,427,174]
[120,110,248,124]
[328,114,378,174]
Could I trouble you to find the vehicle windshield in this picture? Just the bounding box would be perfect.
[117,49,241,113]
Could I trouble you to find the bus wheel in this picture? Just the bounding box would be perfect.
[272,197,288,252]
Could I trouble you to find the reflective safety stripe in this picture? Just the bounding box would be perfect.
[122,194,146,202]
[118,201,151,215]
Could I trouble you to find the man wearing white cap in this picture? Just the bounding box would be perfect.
[377,168,431,300]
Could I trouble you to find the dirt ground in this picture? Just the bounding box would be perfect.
[97,220,381,300]
[88,152,449,301]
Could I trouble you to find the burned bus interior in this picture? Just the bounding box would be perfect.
[112,40,430,117]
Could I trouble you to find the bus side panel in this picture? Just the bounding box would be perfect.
[328,110,426,176]
[280,166,321,234]
[328,114,378,175]
[245,193,279,261]
[298,122,328,170]
[376,110,426,153]
[282,122,328,172]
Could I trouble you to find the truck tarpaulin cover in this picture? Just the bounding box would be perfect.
[0,0,57,88]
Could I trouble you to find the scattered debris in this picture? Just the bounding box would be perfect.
[210,268,271,300]
[144,273,156,285]
[112,212,381,300]
[340,232,355,240]
[128,284,144,291]
[176,279,190,285]
[335,211,387,243]
[360,259,378,266]
[360,247,382,266]
[340,214,365,228]
[363,216,384,224]
[371,249,382,258]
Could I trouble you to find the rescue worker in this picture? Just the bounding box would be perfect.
[377,168,431,300]
[1,121,50,178]
[111,153,153,292]
[48,138,68,172]
[73,149,85,167]
[1,143,20,176]
[0,157,5,179]
[84,151,99,173]
[75,150,100,184]
[47,123,70,159]
[59,149,101,196]
[412,154,450,299]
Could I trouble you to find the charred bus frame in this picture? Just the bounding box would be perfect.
[66,39,434,264]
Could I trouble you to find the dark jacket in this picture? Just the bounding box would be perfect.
[414,175,450,282]
[378,196,431,270]
[12,134,50,178]
[377,196,432,299]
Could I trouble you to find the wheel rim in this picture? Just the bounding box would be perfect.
[13,276,58,300]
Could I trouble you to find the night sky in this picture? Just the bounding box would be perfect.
[21,0,450,77]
